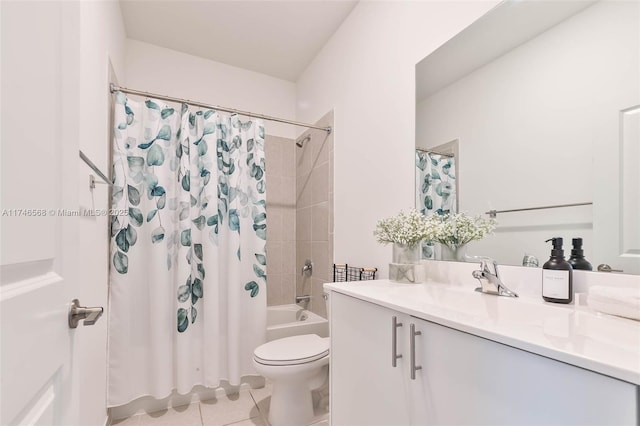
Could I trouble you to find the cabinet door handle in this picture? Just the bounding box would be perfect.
[410,323,422,380]
[392,315,403,367]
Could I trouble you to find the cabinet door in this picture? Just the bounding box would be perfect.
[331,293,412,426]
[409,317,638,425]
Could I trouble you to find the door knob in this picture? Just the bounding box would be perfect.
[68,299,104,328]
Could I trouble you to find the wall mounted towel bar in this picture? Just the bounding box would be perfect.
[79,150,112,189]
[485,202,592,218]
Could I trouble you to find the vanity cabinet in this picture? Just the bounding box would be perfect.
[330,292,638,426]
[330,291,412,425]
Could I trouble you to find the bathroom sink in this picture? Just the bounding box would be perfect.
[399,282,570,321]
[406,283,635,339]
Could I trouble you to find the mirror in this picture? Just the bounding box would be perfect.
[415,0,639,274]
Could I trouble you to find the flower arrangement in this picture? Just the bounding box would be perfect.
[374,209,437,248]
[425,212,496,248]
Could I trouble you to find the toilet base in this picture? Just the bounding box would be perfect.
[252,335,330,426]
[253,360,328,426]
[268,380,314,426]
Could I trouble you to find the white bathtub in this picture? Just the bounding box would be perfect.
[266,304,328,341]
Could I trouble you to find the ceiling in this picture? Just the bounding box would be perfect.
[120,0,358,82]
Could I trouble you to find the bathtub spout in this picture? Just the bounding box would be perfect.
[295,295,311,305]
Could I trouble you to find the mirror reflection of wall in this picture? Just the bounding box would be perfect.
[415,0,639,274]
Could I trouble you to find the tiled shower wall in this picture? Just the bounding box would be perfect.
[265,135,297,306]
[296,111,334,318]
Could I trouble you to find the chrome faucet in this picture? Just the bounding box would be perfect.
[301,259,313,276]
[295,295,311,305]
[471,256,518,298]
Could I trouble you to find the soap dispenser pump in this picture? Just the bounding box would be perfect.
[542,237,573,304]
[568,238,593,271]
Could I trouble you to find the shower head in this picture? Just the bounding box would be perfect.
[296,135,311,148]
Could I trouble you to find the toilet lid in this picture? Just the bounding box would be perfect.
[254,334,329,366]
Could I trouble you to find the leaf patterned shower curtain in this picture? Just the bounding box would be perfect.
[415,150,457,259]
[107,92,267,406]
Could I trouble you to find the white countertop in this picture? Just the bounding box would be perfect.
[324,279,640,385]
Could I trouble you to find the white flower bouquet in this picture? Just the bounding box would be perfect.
[425,212,495,247]
[373,209,437,248]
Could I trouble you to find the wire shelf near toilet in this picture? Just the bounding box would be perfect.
[333,264,377,282]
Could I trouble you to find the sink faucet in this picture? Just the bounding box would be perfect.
[471,256,518,298]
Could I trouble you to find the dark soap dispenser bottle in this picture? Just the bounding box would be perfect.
[568,238,593,271]
[542,237,573,304]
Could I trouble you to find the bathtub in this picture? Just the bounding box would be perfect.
[266,304,328,341]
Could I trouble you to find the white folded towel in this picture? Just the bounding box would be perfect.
[587,286,640,321]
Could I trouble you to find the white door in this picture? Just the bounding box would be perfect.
[593,104,640,275]
[1,2,82,425]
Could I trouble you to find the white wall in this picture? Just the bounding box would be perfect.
[125,40,297,139]
[296,1,499,277]
[77,1,127,425]
[416,1,638,268]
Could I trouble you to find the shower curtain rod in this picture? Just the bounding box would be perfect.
[110,84,332,134]
[416,147,454,157]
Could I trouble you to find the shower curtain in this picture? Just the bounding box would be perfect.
[415,150,456,259]
[107,92,267,406]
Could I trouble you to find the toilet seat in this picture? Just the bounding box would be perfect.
[254,334,329,366]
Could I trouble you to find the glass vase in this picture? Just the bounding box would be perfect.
[390,242,422,284]
[440,244,468,262]
[392,243,421,264]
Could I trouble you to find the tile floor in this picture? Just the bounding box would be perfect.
[111,383,329,426]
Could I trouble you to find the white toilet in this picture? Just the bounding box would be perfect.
[253,294,330,426]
